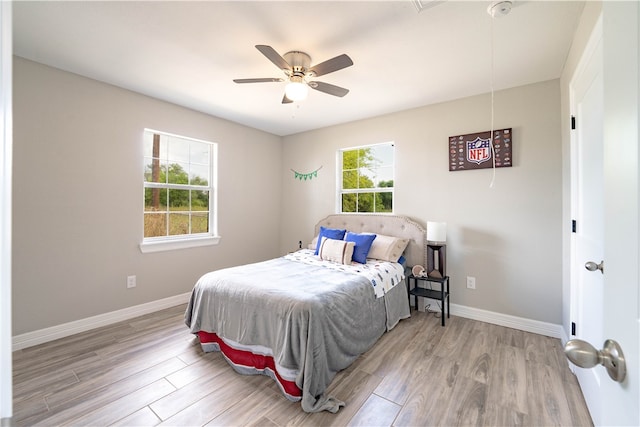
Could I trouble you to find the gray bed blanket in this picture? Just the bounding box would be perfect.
[184,255,410,412]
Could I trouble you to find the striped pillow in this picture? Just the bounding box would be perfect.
[319,237,355,265]
[367,234,410,262]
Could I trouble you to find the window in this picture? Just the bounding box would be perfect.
[140,129,218,252]
[339,142,394,213]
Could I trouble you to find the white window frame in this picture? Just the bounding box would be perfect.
[139,129,219,253]
[337,142,395,214]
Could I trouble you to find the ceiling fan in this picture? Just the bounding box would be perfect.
[233,45,353,104]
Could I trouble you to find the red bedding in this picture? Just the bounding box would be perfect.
[197,331,302,400]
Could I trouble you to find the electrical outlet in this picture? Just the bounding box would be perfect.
[127,275,136,289]
[466,276,476,289]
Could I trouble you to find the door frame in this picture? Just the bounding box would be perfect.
[568,14,603,424]
[568,15,602,345]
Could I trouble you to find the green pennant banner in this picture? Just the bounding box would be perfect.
[291,166,322,181]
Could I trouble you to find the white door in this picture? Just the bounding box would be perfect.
[600,2,639,425]
[569,3,640,426]
[570,17,604,424]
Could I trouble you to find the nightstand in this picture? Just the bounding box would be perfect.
[407,274,450,326]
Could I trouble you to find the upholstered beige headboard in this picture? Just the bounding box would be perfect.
[314,214,427,268]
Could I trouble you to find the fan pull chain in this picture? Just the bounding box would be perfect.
[291,103,301,120]
[489,14,497,189]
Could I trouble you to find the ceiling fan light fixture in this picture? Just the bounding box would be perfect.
[235,45,352,104]
[285,78,308,102]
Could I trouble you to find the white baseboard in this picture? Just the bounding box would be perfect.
[450,303,564,339]
[12,292,191,351]
[559,325,571,345]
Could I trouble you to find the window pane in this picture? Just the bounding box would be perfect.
[342,193,357,213]
[168,213,190,236]
[371,144,394,167]
[358,170,375,189]
[168,189,189,209]
[143,132,168,159]
[143,132,154,158]
[167,163,189,185]
[190,163,209,186]
[358,192,374,212]
[343,170,357,189]
[191,190,209,211]
[375,166,394,187]
[145,188,167,211]
[192,212,209,234]
[167,136,190,163]
[375,192,393,212]
[144,213,167,238]
[144,159,167,183]
[357,148,371,167]
[342,150,358,169]
[190,141,210,164]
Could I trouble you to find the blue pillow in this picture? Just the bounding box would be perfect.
[345,232,377,264]
[314,226,347,255]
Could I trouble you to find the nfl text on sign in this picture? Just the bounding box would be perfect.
[448,128,513,171]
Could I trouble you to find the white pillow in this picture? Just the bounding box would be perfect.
[318,237,355,265]
[367,234,410,262]
[308,235,318,250]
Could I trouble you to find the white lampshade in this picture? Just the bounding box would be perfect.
[285,80,308,102]
[427,221,447,243]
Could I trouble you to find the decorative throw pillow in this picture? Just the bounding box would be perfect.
[308,238,318,250]
[367,234,410,262]
[318,237,355,265]
[344,231,377,264]
[314,226,346,255]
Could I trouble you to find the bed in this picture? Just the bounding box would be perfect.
[184,214,427,413]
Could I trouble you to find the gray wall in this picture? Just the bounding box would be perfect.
[12,58,283,335]
[280,79,563,324]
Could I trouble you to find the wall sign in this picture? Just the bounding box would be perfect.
[449,128,512,171]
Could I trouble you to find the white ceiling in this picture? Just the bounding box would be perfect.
[13,1,585,136]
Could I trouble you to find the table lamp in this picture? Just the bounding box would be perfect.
[426,221,447,278]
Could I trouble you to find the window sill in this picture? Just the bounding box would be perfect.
[139,235,221,253]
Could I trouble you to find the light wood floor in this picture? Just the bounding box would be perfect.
[12,304,593,426]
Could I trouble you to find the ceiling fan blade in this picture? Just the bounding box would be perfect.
[233,78,284,84]
[309,81,349,97]
[282,94,293,104]
[309,54,353,77]
[256,45,291,71]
